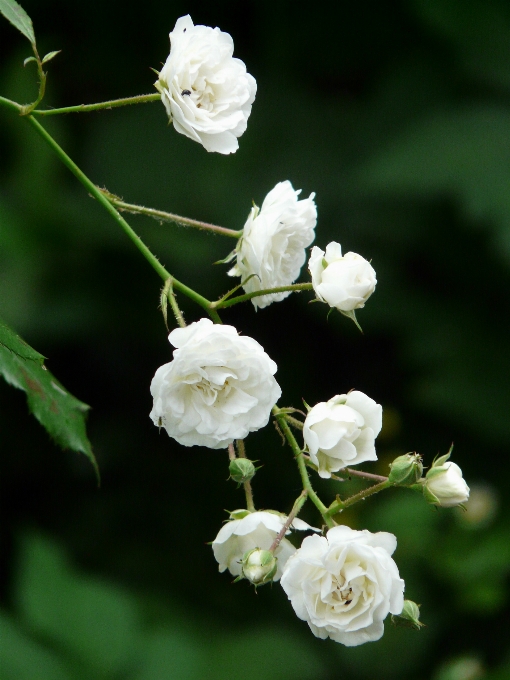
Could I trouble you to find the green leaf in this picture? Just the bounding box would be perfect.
[0,613,73,680]
[0,0,36,45]
[23,55,37,67]
[42,50,61,65]
[0,318,98,478]
[16,534,140,675]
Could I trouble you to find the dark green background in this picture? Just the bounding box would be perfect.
[1,1,509,678]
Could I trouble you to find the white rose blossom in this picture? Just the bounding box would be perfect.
[424,461,470,508]
[308,242,376,313]
[212,510,318,581]
[156,15,256,154]
[228,181,317,309]
[149,319,281,449]
[303,391,382,478]
[280,526,405,647]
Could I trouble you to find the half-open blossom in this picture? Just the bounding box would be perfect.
[228,181,317,309]
[423,461,470,508]
[156,15,256,154]
[303,391,382,478]
[309,242,376,313]
[212,510,318,581]
[280,526,405,646]
[150,319,280,449]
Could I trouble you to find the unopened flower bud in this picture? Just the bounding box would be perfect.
[241,548,277,586]
[423,451,469,508]
[388,453,423,486]
[229,458,256,485]
[391,600,424,630]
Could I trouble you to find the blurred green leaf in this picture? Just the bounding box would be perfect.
[0,317,97,476]
[357,106,510,256]
[134,628,209,680]
[16,534,140,677]
[209,627,329,680]
[413,0,510,89]
[0,612,73,680]
[0,0,35,45]
[41,50,61,66]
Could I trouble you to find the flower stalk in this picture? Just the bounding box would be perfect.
[326,479,392,517]
[272,406,334,528]
[104,194,242,239]
[236,439,255,512]
[269,490,308,553]
[212,282,313,309]
[31,93,161,116]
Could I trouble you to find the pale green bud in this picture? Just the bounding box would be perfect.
[388,453,423,486]
[391,600,424,630]
[423,454,470,508]
[229,458,256,485]
[240,548,277,586]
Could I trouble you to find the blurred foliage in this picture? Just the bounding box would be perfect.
[1,0,510,679]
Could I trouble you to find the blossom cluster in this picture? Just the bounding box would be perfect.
[148,14,471,649]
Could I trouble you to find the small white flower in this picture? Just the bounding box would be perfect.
[424,461,470,508]
[308,242,376,312]
[212,510,318,581]
[228,181,317,309]
[150,319,281,449]
[280,526,405,647]
[303,391,382,478]
[156,15,256,154]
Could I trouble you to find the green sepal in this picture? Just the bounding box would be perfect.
[422,483,440,505]
[42,49,61,65]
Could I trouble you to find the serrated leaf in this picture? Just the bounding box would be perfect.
[0,318,98,478]
[42,50,61,65]
[0,0,36,45]
[23,55,37,67]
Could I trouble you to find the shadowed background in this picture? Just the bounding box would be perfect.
[1,1,509,679]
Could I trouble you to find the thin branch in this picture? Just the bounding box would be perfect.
[31,93,161,116]
[106,196,242,239]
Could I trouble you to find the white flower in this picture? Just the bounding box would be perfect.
[149,319,281,449]
[212,510,317,581]
[156,15,256,154]
[303,391,382,479]
[424,461,470,508]
[309,242,376,312]
[228,181,317,309]
[280,525,405,647]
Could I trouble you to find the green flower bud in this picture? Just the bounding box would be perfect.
[388,453,423,486]
[240,548,277,586]
[391,600,424,630]
[229,458,256,485]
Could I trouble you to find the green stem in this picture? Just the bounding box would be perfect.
[31,93,161,116]
[213,282,313,309]
[105,195,242,238]
[326,480,392,517]
[23,115,222,323]
[0,95,22,113]
[273,406,334,528]
[236,439,255,512]
[165,279,186,328]
[269,490,308,553]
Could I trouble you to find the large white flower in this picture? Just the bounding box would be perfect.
[228,181,317,309]
[156,15,256,154]
[150,319,281,449]
[212,510,317,581]
[309,242,377,313]
[280,526,405,646]
[303,391,382,478]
